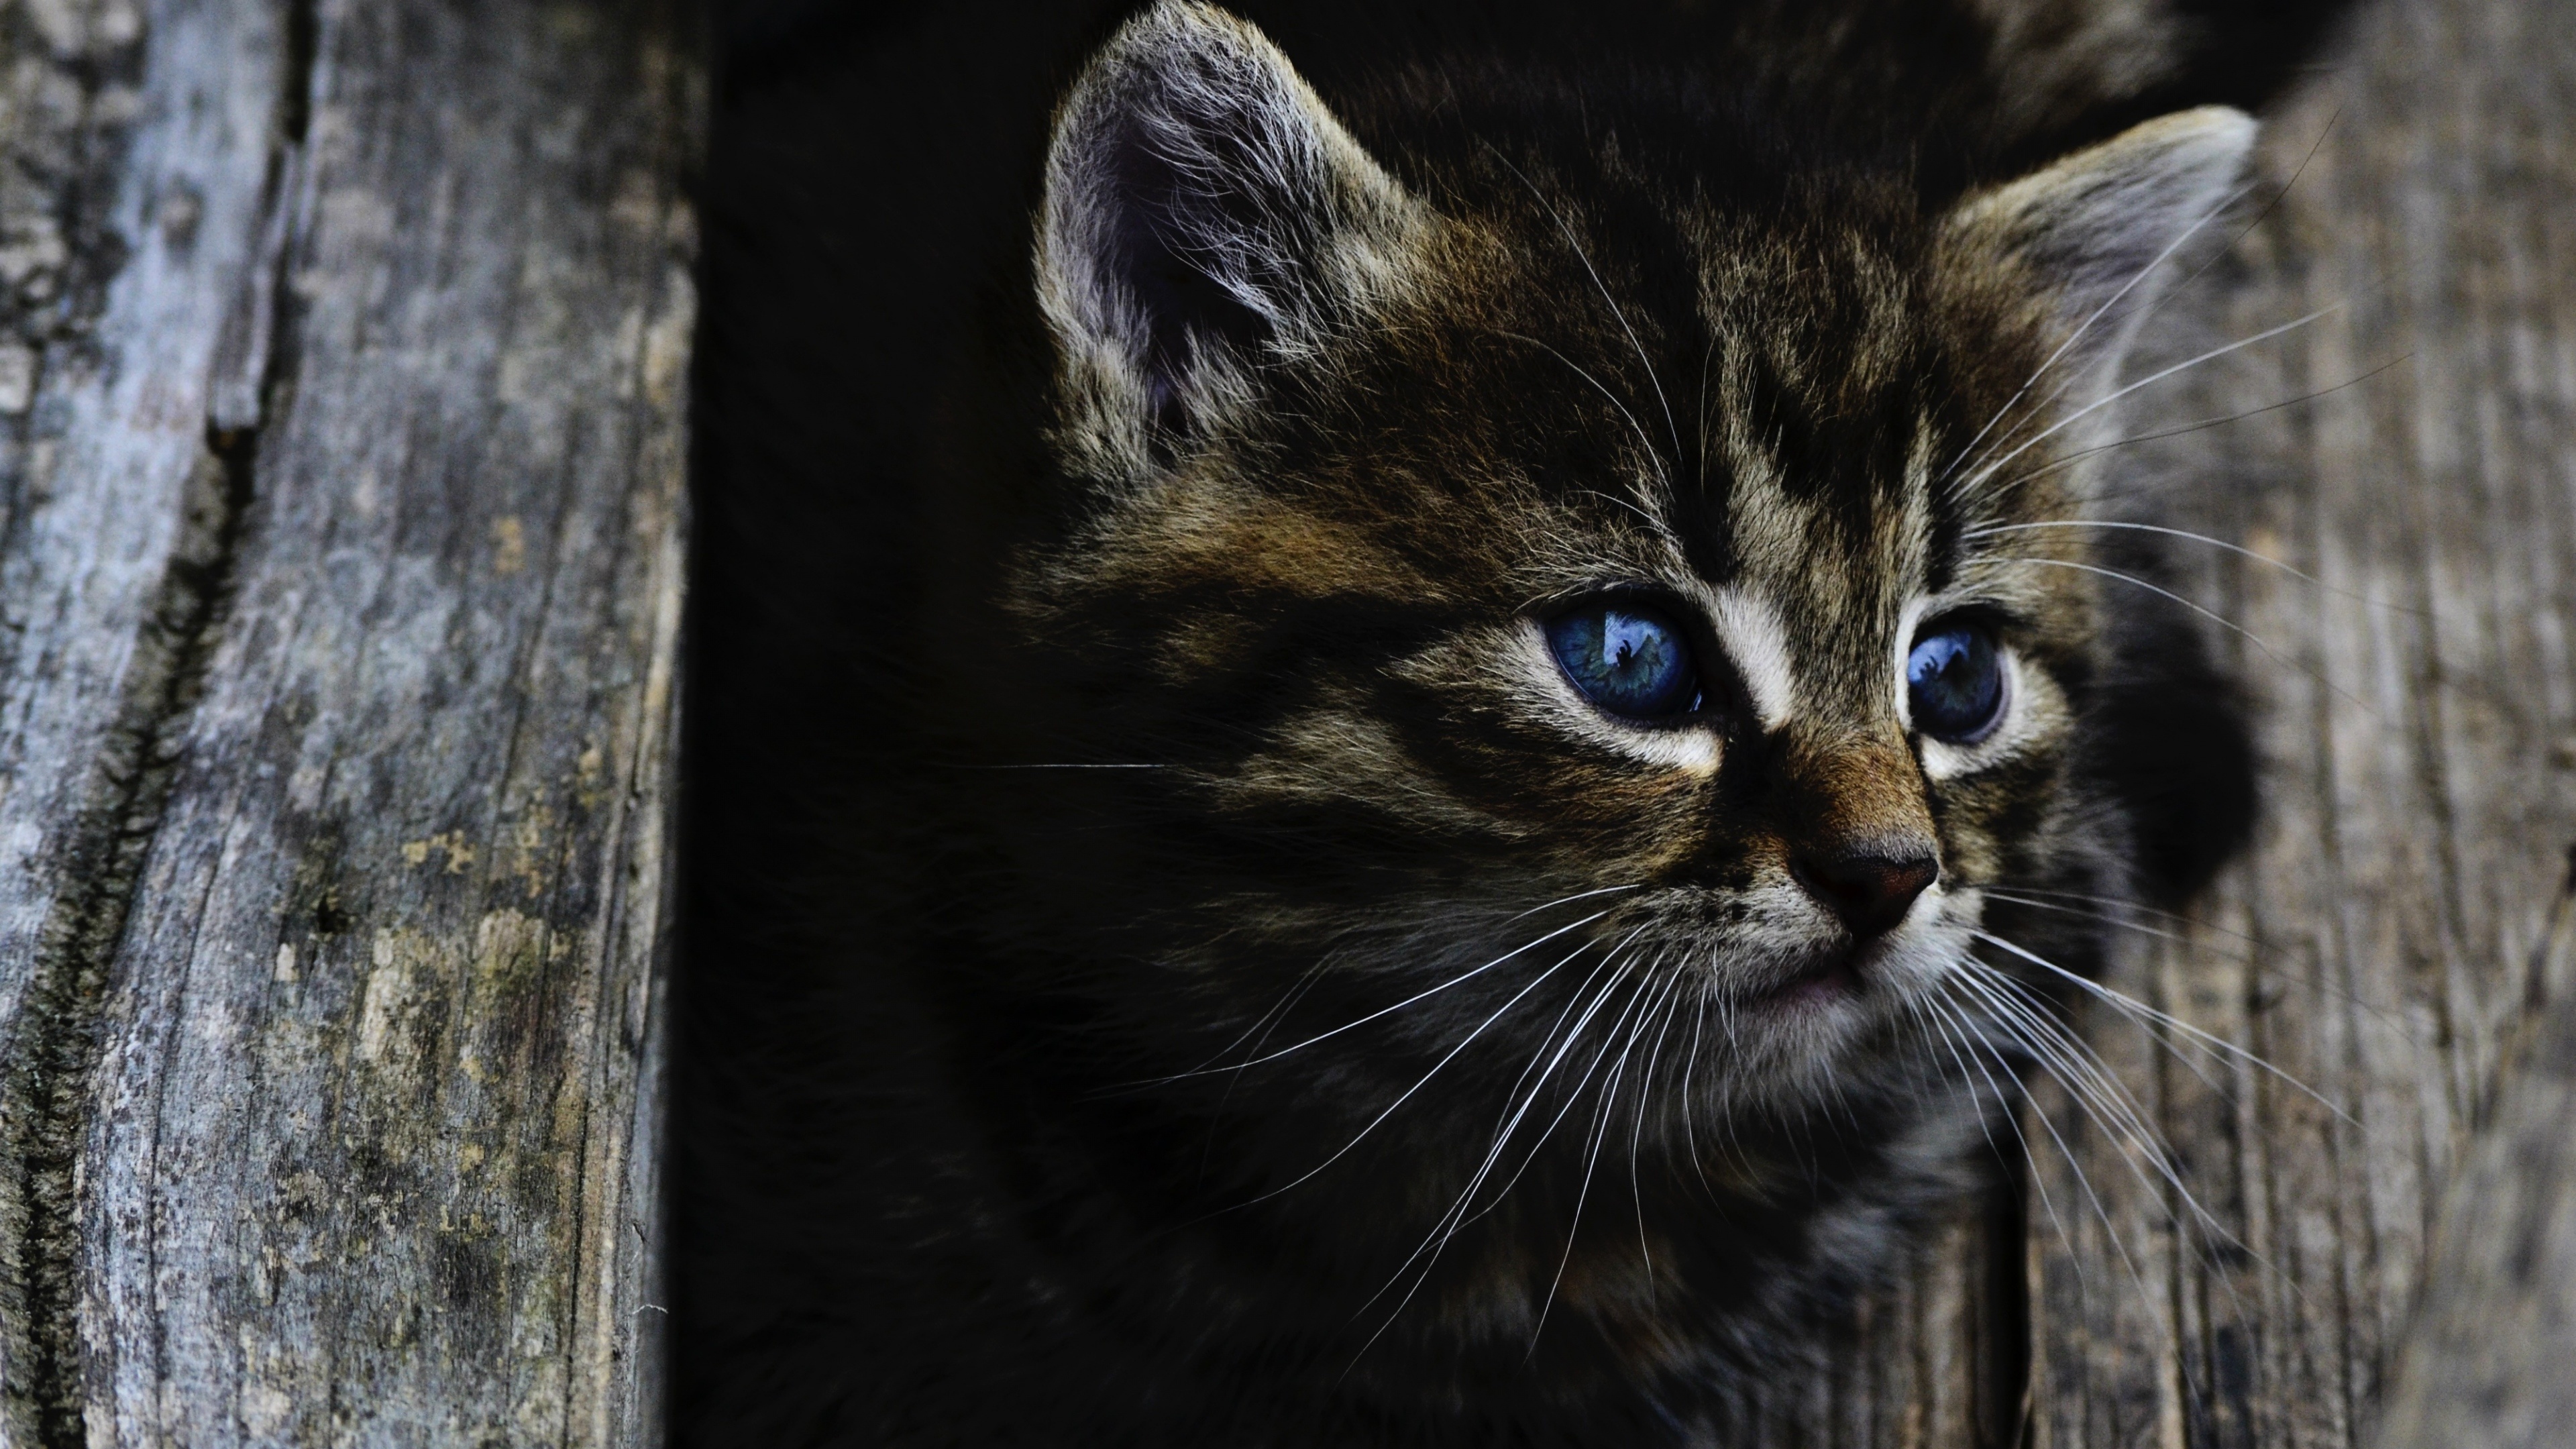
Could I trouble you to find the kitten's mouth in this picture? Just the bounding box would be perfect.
[1754,950,1865,1008]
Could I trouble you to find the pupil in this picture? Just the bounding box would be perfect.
[1907,625,2002,741]
[1548,603,1697,720]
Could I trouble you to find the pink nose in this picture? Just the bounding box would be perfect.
[1791,843,1937,939]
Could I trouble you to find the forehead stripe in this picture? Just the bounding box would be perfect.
[1709,586,1796,731]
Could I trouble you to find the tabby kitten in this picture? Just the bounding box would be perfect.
[681,1,2324,1442]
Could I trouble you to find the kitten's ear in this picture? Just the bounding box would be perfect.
[1038,1,1425,466]
[1943,106,2257,386]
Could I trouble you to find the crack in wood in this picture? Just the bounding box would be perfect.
[0,0,317,1440]
[1984,1152,2035,1449]
[0,424,254,1448]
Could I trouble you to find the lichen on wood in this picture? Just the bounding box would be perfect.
[0,0,697,1444]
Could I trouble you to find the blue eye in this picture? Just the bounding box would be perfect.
[1547,602,1700,720]
[1906,623,2006,743]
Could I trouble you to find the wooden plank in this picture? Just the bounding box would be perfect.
[2019,0,2576,1442]
[0,0,303,1436]
[2369,865,2576,1447]
[0,0,698,1443]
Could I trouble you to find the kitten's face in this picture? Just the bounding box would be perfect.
[1004,3,2247,1146]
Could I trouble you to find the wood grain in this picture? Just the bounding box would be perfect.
[0,0,698,1444]
[2015,0,2576,1444]
[1744,0,2576,1443]
[0,0,299,1435]
[2369,865,2576,1447]
[0,0,2554,1440]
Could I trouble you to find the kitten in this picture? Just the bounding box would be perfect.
[680,1,2339,1442]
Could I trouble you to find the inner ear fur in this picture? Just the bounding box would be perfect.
[1941,105,2257,397]
[1036,1,1428,476]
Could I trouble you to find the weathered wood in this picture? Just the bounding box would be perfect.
[0,0,2555,1439]
[1749,0,2576,1442]
[0,0,698,1444]
[1744,1205,2017,1448]
[2370,862,2576,1447]
[2012,0,2576,1443]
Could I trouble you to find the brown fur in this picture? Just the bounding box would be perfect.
[677,3,2322,1442]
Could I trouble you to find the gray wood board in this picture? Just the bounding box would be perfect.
[1745,1210,2014,1447]
[0,0,698,1444]
[2018,0,2576,1444]
[0,0,2558,1440]
[2369,873,2576,1448]
[1748,0,2576,1442]
[0,0,299,1435]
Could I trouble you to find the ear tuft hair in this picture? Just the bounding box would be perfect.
[1037,1,1424,472]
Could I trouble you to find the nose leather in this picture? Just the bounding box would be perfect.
[1791,843,1937,938]
[1770,722,1941,939]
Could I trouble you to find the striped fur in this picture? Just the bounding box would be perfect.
[680,3,2322,1443]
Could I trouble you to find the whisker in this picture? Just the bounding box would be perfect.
[1491,329,1674,491]
[1578,488,1670,533]
[1475,957,1665,1222]
[1917,987,2086,1294]
[1952,966,2204,1217]
[1954,959,2297,1341]
[1235,933,1599,1206]
[1979,888,2421,1040]
[1362,933,1646,1300]
[1941,181,2260,487]
[1195,957,1331,1079]
[1953,961,2306,1328]
[1695,333,1718,492]
[1957,352,2409,515]
[1947,966,2264,1362]
[1954,303,2347,500]
[1676,983,1713,1191]
[1971,929,2352,1124]
[1949,109,2344,493]
[1531,967,1667,1356]
[1150,908,1617,1082]
[1475,936,1650,1157]
[1935,973,2161,1322]
[1193,958,1334,1177]
[1954,967,2202,1203]
[1986,885,2271,947]
[1348,948,1648,1360]
[1978,945,2235,1106]
[1981,553,2373,716]
[1937,991,2228,1396]
[1963,517,2420,619]
[1501,882,1646,924]
[1483,144,1686,476]
[1626,971,1693,1293]
[1894,995,1947,1120]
